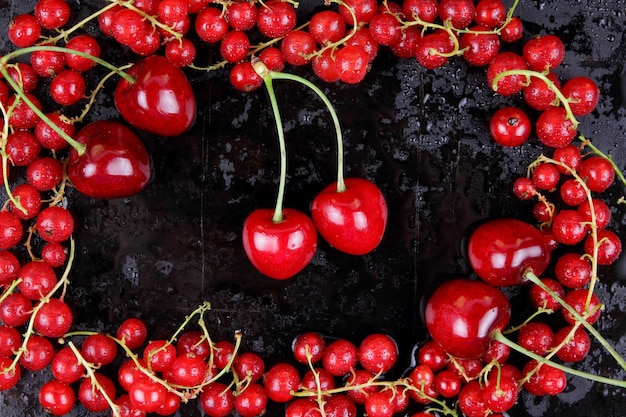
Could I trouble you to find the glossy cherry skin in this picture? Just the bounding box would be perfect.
[68,120,152,199]
[242,208,317,280]
[425,278,511,359]
[311,178,387,255]
[114,55,196,137]
[467,218,550,286]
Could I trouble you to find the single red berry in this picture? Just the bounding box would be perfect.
[292,331,326,364]
[562,288,602,325]
[5,130,41,166]
[256,0,297,38]
[220,30,250,64]
[8,184,42,220]
[65,34,102,72]
[438,0,475,29]
[200,382,235,417]
[234,383,268,417]
[457,381,488,417]
[6,62,39,92]
[512,177,536,200]
[51,346,85,384]
[578,198,611,231]
[474,0,506,28]
[226,1,258,31]
[81,333,118,366]
[38,379,76,416]
[169,353,208,387]
[417,340,449,372]
[281,30,316,66]
[176,330,211,360]
[553,325,591,363]
[585,229,622,265]
[17,260,58,300]
[0,292,32,327]
[368,12,402,46]
[20,335,54,371]
[26,157,64,191]
[335,45,370,84]
[50,69,86,106]
[358,333,398,374]
[487,52,528,96]
[33,298,73,338]
[500,16,523,43]
[309,10,346,45]
[165,37,196,67]
[551,209,586,245]
[322,338,358,376]
[79,373,117,413]
[264,363,300,403]
[561,76,600,116]
[35,111,76,151]
[34,0,71,30]
[195,7,229,43]
[536,106,577,148]
[117,318,148,349]
[531,162,560,190]
[560,178,587,206]
[0,211,23,250]
[555,253,592,288]
[523,34,566,71]
[0,325,21,357]
[529,278,565,311]
[143,340,177,372]
[523,71,560,111]
[128,377,167,413]
[229,61,263,92]
[434,369,462,398]
[8,14,41,48]
[578,156,615,192]
[233,352,265,384]
[338,0,378,25]
[460,26,501,66]
[402,0,439,23]
[36,206,75,243]
[517,321,554,356]
[490,106,530,147]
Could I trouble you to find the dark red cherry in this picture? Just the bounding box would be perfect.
[467,218,550,286]
[425,278,511,358]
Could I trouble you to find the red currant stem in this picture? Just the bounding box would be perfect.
[492,69,579,128]
[39,1,121,45]
[67,341,122,417]
[303,349,328,416]
[493,330,626,388]
[0,278,22,307]
[47,159,71,208]
[24,226,39,262]
[401,17,465,58]
[8,238,75,372]
[266,71,346,192]
[523,270,626,371]
[72,63,134,124]
[254,65,287,223]
[579,135,626,189]
[502,306,553,334]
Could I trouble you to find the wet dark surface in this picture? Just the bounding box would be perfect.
[1,0,626,416]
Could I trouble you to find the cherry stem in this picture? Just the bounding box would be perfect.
[523,269,626,371]
[262,70,346,193]
[493,331,626,388]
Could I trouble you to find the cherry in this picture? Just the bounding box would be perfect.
[26,160,62,197]
[489,106,531,147]
[425,278,511,358]
[8,14,41,48]
[34,0,71,30]
[114,55,196,137]
[79,373,117,412]
[256,0,297,38]
[38,379,76,416]
[242,208,317,280]
[358,333,398,374]
[264,362,300,402]
[467,218,550,286]
[0,357,21,390]
[68,120,152,199]
[36,206,75,243]
[81,333,118,366]
[234,383,268,417]
[33,297,73,338]
[536,106,577,148]
[51,346,85,384]
[322,338,359,376]
[117,318,148,349]
[200,382,235,417]
[311,178,387,255]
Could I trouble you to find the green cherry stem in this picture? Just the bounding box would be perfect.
[523,269,626,372]
[260,68,346,193]
[493,330,626,388]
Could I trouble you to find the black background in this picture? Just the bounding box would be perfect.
[1,0,626,416]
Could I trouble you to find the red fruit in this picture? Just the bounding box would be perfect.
[17,260,57,300]
[35,206,74,243]
[585,229,622,265]
[483,372,518,413]
[578,198,611,231]
[128,377,167,413]
[559,178,587,206]
[50,69,87,106]
[286,398,323,417]
[460,26,501,66]
[425,278,511,358]
[27,157,64,191]
[578,156,615,192]
[242,208,317,280]
[457,381,488,417]
[322,338,358,376]
[233,352,265,383]
[438,0,475,29]
[0,325,21,357]
[220,30,250,64]
[281,30,316,66]
[195,7,229,43]
[259,47,285,72]
[468,218,550,286]
[312,49,341,83]
[536,107,577,148]
[68,120,152,199]
[417,340,448,371]
[33,298,73,338]
[551,209,586,245]
[0,292,32,327]
[169,353,207,387]
[200,382,235,417]
[358,333,398,374]
[0,251,20,286]
[5,130,41,166]
[7,62,39,92]
[434,369,462,398]
[368,13,402,46]
[9,184,41,220]
[487,52,528,96]
[256,0,297,38]
[20,335,54,371]
[475,0,506,28]
[292,331,326,364]
[51,346,85,384]
[264,363,300,402]
[65,34,102,72]
[555,253,592,288]
[311,178,387,255]
[176,330,211,360]
[517,321,554,356]
[234,383,268,417]
[8,93,42,129]
[489,106,531,147]
[523,71,560,111]
[389,26,422,59]
[402,0,439,23]
[0,357,21,390]
[118,359,148,392]
[561,76,600,116]
[364,390,395,417]
[301,368,335,393]
[226,1,258,31]
[562,288,602,325]
[338,0,378,25]
[0,211,23,250]
[79,373,117,412]
[345,369,379,404]
[407,364,435,397]
[165,37,196,67]
[81,333,118,366]
[115,55,196,137]
[309,10,346,45]
[335,45,370,84]
[345,28,379,63]
[39,380,76,416]
[35,112,76,151]
[523,34,566,71]
[415,32,453,70]
[8,14,41,48]
[529,278,565,311]
[143,340,177,372]
[41,242,67,267]
[229,61,263,92]
[324,394,357,417]
[117,318,148,350]
[34,0,71,30]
